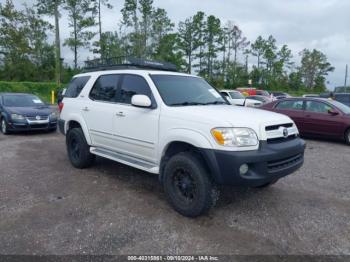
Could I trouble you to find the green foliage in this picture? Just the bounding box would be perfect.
[64,0,96,68]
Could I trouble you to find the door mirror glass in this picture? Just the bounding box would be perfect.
[131,95,152,108]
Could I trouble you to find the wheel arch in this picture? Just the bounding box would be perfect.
[65,115,92,145]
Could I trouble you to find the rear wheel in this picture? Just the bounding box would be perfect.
[66,128,95,168]
[345,129,350,145]
[1,118,9,135]
[162,152,218,217]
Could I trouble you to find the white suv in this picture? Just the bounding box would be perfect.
[59,63,305,217]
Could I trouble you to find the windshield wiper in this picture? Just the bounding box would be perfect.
[203,101,227,105]
[170,102,207,106]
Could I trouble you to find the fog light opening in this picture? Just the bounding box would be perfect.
[239,164,249,175]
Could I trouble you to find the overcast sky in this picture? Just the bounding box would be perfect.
[12,0,350,89]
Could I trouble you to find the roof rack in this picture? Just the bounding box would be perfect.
[83,56,178,72]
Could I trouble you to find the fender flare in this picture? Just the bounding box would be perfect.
[64,114,92,145]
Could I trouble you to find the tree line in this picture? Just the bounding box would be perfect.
[0,0,334,91]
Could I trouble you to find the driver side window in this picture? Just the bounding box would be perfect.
[117,75,153,105]
[305,101,332,113]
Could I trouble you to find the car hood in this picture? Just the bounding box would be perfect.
[166,105,293,130]
[4,106,53,117]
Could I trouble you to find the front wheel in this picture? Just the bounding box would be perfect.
[162,152,218,217]
[345,129,350,145]
[66,128,95,169]
[1,118,9,135]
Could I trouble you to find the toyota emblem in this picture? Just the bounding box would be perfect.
[283,128,289,138]
[36,116,41,120]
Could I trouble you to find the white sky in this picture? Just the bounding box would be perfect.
[9,0,350,89]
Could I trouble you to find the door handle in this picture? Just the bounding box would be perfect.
[82,107,90,112]
[116,112,125,117]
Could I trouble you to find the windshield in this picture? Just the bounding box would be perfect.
[150,75,227,106]
[3,94,45,107]
[229,91,245,99]
[330,100,350,114]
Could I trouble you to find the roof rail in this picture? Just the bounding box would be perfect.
[83,56,178,72]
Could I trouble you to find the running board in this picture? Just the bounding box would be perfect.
[90,147,159,174]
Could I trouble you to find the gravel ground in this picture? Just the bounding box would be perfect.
[0,131,349,255]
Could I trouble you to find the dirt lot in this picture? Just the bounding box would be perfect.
[0,131,349,255]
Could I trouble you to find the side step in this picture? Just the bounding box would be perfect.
[90,147,159,174]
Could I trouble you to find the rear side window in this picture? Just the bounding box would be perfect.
[89,74,121,102]
[117,75,153,104]
[65,76,91,98]
[276,100,303,110]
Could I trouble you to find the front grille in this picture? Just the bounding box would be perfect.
[267,134,298,144]
[268,153,303,173]
[26,116,49,121]
[265,123,293,131]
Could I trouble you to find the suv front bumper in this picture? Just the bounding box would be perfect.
[200,138,306,187]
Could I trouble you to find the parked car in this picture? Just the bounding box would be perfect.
[0,93,58,134]
[220,90,262,107]
[256,90,270,97]
[236,87,257,96]
[302,94,319,98]
[59,59,305,217]
[334,93,350,107]
[246,95,273,105]
[261,97,350,144]
[271,92,291,100]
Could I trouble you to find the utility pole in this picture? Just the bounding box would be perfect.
[54,0,61,87]
[344,64,348,92]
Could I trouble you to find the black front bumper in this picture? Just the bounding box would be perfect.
[200,138,306,187]
[7,120,57,132]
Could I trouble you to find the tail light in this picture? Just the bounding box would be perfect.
[58,102,64,113]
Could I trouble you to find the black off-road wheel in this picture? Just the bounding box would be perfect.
[66,128,95,169]
[345,129,350,145]
[162,152,218,217]
[1,118,9,135]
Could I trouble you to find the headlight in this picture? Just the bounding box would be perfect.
[211,127,258,147]
[50,112,58,118]
[11,114,25,120]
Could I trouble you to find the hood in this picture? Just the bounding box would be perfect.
[5,106,53,117]
[166,105,293,130]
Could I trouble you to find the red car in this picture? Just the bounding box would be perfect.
[261,97,350,144]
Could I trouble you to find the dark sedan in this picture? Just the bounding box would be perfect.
[261,97,350,144]
[0,93,58,134]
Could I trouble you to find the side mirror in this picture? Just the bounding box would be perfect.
[328,109,339,115]
[131,94,152,108]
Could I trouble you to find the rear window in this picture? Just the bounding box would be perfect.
[65,76,91,98]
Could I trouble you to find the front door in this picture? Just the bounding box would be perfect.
[113,74,159,164]
[303,100,343,137]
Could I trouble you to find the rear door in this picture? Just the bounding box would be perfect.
[274,100,306,132]
[112,74,160,164]
[82,74,121,148]
[303,100,343,137]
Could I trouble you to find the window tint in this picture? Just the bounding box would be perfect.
[276,100,303,110]
[220,92,229,97]
[89,74,120,102]
[118,75,152,104]
[305,101,332,113]
[65,76,90,98]
[229,92,244,99]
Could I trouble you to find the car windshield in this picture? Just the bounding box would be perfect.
[229,91,245,99]
[150,75,227,106]
[329,100,350,114]
[3,94,45,107]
